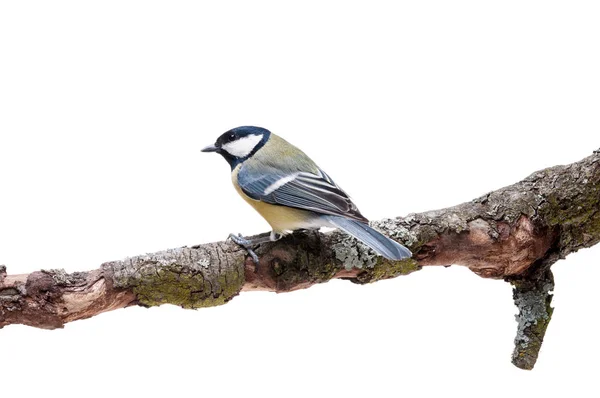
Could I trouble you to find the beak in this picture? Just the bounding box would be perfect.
[201,144,219,153]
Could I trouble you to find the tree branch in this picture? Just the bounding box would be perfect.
[2,149,599,370]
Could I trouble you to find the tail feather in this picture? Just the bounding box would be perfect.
[325,216,412,261]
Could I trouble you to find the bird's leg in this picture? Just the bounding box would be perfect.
[228,232,276,264]
[228,233,261,264]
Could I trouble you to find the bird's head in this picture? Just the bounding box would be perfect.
[202,126,271,168]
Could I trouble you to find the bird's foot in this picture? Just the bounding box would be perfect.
[228,233,260,264]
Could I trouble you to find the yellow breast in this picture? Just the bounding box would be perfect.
[231,165,314,234]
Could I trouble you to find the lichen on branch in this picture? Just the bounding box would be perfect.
[1,149,599,370]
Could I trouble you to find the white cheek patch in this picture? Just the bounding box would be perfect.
[222,134,263,158]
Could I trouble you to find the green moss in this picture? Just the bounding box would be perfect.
[133,265,243,309]
[307,257,339,282]
[352,258,421,284]
[269,251,420,290]
[542,186,600,251]
[544,188,599,226]
[265,230,343,291]
[269,254,339,292]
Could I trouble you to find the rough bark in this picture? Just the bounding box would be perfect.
[1,149,599,370]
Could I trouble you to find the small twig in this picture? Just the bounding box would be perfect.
[509,268,555,370]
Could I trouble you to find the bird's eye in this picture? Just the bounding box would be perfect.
[228,134,235,141]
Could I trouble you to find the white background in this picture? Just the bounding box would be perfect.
[1,1,599,397]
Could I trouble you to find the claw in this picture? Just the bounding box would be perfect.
[228,233,260,264]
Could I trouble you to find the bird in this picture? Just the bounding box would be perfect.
[201,126,411,263]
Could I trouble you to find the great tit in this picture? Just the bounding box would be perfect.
[202,126,411,262]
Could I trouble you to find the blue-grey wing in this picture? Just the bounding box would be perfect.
[237,165,368,223]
